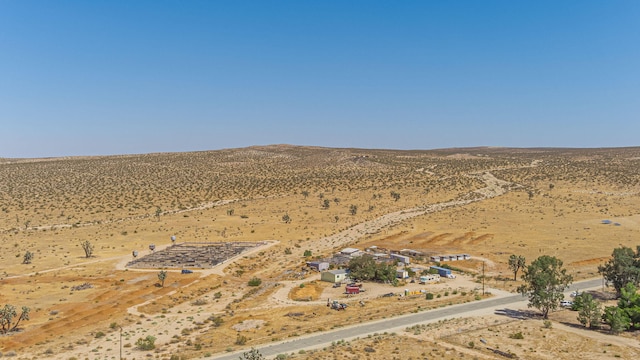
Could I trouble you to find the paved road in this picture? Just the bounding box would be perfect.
[209,278,602,359]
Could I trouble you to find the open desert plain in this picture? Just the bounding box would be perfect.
[1,145,640,360]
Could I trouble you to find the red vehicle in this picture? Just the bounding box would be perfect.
[345,285,360,295]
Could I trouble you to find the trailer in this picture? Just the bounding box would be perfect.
[419,274,440,284]
[430,266,452,278]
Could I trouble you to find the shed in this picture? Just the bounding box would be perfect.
[321,269,348,284]
[400,249,423,256]
[396,269,409,279]
[340,248,361,257]
[430,266,452,277]
[390,253,410,265]
[307,261,330,272]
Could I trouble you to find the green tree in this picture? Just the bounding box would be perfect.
[248,277,262,286]
[603,306,630,334]
[155,207,162,221]
[81,240,94,258]
[618,282,640,329]
[239,348,265,360]
[135,335,156,350]
[303,250,312,257]
[598,246,640,297]
[158,270,167,287]
[282,213,291,223]
[375,262,398,285]
[0,304,30,334]
[322,199,330,209]
[22,251,33,264]
[517,255,573,319]
[348,256,398,284]
[508,254,526,281]
[348,256,377,281]
[575,293,602,328]
[301,190,309,199]
[390,191,400,201]
[349,204,358,216]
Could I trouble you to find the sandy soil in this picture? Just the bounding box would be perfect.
[2,146,640,359]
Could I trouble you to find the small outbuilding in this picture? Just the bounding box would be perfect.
[321,269,348,284]
[307,261,330,272]
[340,248,362,257]
[390,253,410,265]
[396,269,409,279]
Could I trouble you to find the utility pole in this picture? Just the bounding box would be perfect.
[119,326,123,360]
[482,261,485,296]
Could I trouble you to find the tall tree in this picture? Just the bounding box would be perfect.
[603,306,630,334]
[508,254,526,281]
[575,293,602,329]
[517,255,573,319]
[598,246,640,297]
[618,282,640,330]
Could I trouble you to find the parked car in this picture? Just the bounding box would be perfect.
[560,300,573,308]
[181,269,193,274]
[570,291,582,298]
[381,292,395,298]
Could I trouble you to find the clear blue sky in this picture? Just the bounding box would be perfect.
[1,1,639,158]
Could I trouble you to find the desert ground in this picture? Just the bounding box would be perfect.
[1,145,640,359]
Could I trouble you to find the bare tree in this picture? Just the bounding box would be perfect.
[22,251,33,264]
[81,240,94,258]
[508,254,526,281]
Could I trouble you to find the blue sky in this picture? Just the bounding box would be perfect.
[1,1,639,158]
